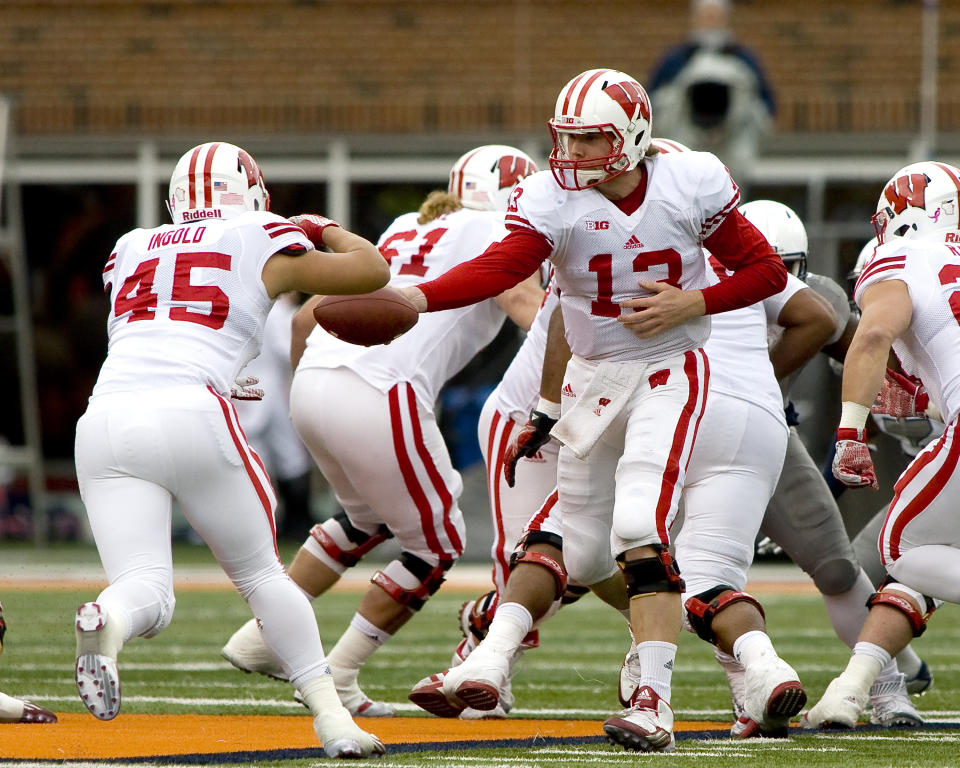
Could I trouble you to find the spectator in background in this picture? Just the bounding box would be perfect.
[233,293,314,541]
[648,0,775,183]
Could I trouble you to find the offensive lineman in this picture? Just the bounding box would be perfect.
[73,141,388,758]
[220,145,544,716]
[804,161,960,728]
[399,68,788,751]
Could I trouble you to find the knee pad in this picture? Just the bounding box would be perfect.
[617,546,685,598]
[309,512,393,568]
[868,578,936,637]
[371,551,455,611]
[811,557,859,596]
[684,586,764,644]
[508,550,567,601]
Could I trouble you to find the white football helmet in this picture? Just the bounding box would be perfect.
[739,199,809,281]
[872,161,960,243]
[847,236,878,296]
[548,68,653,191]
[168,141,270,224]
[448,145,539,213]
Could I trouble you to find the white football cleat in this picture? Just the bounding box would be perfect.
[74,602,122,721]
[441,643,511,712]
[221,618,288,682]
[869,673,923,728]
[329,663,396,718]
[801,675,868,730]
[459,678,514,720]
[313,707,386,758]
[603,686,675,752]
[740,653,806,736]
[408,670,465,718]
[618,643,641,707]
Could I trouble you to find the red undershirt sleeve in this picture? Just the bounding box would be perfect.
[418,228,552,311]
[700,209,788,314]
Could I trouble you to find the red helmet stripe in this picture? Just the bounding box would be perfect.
[560,71,591,115]
[572,70,608,117]
[186,145,203,208]
[453,148,483,199]
[203,142,220,208]
[933,162,960,201]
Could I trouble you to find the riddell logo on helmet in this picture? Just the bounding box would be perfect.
[182,209,222,222]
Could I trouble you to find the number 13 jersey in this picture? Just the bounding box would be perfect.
[508,150,739,362]
[93,211,311,398]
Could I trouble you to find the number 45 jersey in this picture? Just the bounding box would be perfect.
[297,207,511,410]
[854,236,960,426]
[508,150,739,362]
[93,211,311,398]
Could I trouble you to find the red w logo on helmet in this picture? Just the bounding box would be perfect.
[496,156,536,190]
[603,80,651,122]
[237,149,262,189]
[884,173,929,214]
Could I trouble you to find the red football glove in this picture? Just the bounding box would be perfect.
[230,375,264,401]
[872,369,929,418]
[289,214,341,249]
[832,427,879,490]
[503,410,558,488]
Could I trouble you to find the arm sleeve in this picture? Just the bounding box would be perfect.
[700,208,788,314]
[419,229,552,311]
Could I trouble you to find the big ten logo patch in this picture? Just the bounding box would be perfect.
[586,220,610,230]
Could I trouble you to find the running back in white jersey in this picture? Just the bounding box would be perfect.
[94,212,311,398]
[854,237,960,425]
[298,207,512,408]
[506,150,739,362]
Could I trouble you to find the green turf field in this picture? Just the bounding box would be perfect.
[2,544,958,767]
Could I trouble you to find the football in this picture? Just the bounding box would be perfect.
[312,286,419,346]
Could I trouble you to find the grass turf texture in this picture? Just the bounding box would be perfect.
[1,544,958,767]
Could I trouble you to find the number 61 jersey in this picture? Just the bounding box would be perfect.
[854,237,960,426]
[93,212,311,398]
[508,150,739,362]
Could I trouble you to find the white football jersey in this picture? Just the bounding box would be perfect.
[297,207,510,409]
[93,212,311,398]
[490,286,559,421]
[703,256,787,425]
[854,236,960,426]
[506,150,739,362]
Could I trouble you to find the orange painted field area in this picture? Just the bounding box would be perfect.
[2,714,731,760]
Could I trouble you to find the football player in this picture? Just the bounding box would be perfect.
[220,145,544,717]
[804,161,960,728]
[0,600,57,723]
[73,141,388,757]
[398,69,789,751]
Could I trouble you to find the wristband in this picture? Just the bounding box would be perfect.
[839,400,871,430]
[536,397,561,421]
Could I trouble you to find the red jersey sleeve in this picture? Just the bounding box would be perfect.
[700,209,788,314]
[418,228,552,311]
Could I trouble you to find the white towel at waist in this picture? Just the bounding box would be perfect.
[550,359,648,459]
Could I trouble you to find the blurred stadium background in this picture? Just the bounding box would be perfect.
[0,0,953,552]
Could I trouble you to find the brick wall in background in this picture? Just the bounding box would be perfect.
[0,0,954,137]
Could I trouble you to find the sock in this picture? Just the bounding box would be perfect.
[822,570,874,648]
[733,630,776,668]
[842,643,889,691]
[483,602,532,654]
[637,641,677,701]
[298,673,345,718]
[327,618,387,682]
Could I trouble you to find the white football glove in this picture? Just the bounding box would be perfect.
[230,376,264,401]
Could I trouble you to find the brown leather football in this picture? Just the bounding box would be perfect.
[312,286,419,346]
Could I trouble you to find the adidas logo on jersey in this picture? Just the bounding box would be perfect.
[562,383,576,397]
[624,235,644,249]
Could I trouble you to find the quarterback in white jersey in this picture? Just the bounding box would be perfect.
[220,145,544,718]
[401,69,787,750]
[805,161,960,729]
[74,141,389,758]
